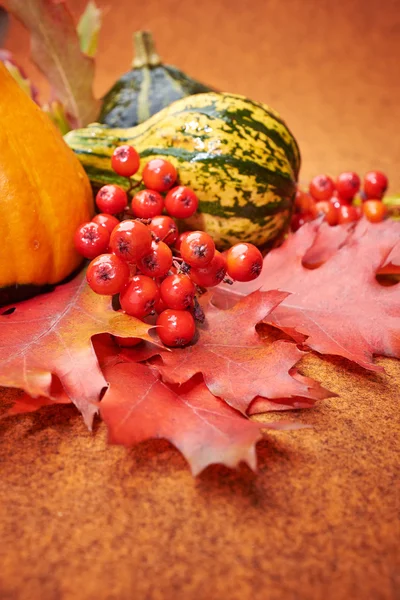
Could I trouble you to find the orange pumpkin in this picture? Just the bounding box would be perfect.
[0,62,94,302]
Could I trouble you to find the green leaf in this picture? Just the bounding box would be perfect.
[77,1,102,58]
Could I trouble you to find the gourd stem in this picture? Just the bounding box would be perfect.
[132,31,161,68]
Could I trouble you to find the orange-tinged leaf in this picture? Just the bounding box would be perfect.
[0,7,9,46]
[92,333,332,416]
[0,272,154,427]
[8,0,100,126]
[112,290,333,414]
[217,218,400,371]
[100,364,302,476]
[93,333,164,371]
[248,371,335,414]
[2,385,71,417]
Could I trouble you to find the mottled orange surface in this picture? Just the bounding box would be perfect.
[1,1,399,599]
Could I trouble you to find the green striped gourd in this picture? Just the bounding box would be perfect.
[65,92,301,249]
[98,30,214,128]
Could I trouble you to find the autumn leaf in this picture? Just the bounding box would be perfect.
[0,6,9,45]
[217,218,400,371]
[91,331,330,417]
[8,0,100,126]
[93,333,165,371]
[77,1,101,58]
[111,291,333,414]
[301,218,400,272]
[100,364,303,475]
[248,372,334,414]
[0,272,154,427]
[1,385,71,418]
[0,48,39,102]
[300,219,355,268]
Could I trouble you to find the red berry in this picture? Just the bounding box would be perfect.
[336,172,360,201]
[225,243,263,282]
[294,190,317,217]
[180,231,215,268]
[128,263,137,277]
[309,175,335,201]
[164,186,199,219]
[92,213,120,234]
[363,171,388,199]
[156,309,196,347]
[111,145,140,177]
[74,222,110,259]
[331,195,352,207]
[362,200,388,223]
[154,294,168,314]
[119,275,159,318]
[354,205,363,219]
[290,213,313,232]
[190,251,227,288]
[147,215,178,246]
[96,184,128,215]
[175,231,191,253]
[315,201,339,226]
[113,335,143,347]
[160,274,196,310]
[337,204,360,224]
[109,220,152,263]
[137,240,173,278]
[131,189,164,219]
[142,158,177,192]
[86,254,130,295]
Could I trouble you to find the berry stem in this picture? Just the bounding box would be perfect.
[172,258,191,275]
[161,228,177,243]
[191,296,205,323]
[222,275,234,285]
[127,178,142,194]
[194,284,206,296]
[122,208,153,224]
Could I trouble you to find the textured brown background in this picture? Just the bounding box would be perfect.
[1,1,400,599]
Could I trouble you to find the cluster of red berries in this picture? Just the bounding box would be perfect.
[291,170,389,231]
[74,145,263,348]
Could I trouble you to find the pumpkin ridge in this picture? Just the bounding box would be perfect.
[0,62,93,296]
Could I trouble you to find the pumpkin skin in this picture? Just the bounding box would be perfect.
[0,62,94,298]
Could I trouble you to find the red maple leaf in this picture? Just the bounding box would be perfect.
[216,218,400,370]
[248,371,333,414]
[301,218,400,272]
[100,363,303,475]
[0,375,72,419]
[92,333,332,415]
[2,390,71,418]
[0,272,154,427]
[112,291,333,413]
